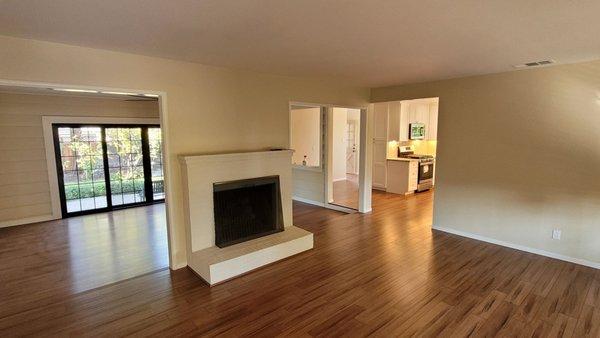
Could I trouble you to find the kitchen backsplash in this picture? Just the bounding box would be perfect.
[387,140,437,158]
[402,140,437,156]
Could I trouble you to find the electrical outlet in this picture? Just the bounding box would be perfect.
[552,229,562,240]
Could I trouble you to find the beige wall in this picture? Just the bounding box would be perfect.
[290,107,320,167]
[0,35,370,268]
[292,169,325,203]
[372,60,600,266]
[0,92,158,225]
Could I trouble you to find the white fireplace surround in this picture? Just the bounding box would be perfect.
[179,150,313,285]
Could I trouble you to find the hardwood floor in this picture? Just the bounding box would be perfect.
[0,203,168,296]
[1,191,599,336]
[332,173,359,209]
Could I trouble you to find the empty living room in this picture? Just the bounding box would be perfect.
[1,1,600,336]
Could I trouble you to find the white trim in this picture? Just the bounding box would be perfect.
[0,214,55,228]
[432,225,600,270]
[179,149,293,165]
[0,78,179,270]
[332,177,347,182]
[292,196,325,207]
[292,196,358,214]
[326,204,358,213]
[324,106,370,213]
[41,115,161,224]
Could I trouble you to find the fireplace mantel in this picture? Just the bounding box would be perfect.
[179,149,313,285]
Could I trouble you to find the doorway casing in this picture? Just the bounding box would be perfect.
[0,78,178,270]
[289,101,372,213]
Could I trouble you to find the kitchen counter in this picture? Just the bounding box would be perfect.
[387,157,419,162]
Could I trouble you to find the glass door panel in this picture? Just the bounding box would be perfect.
[105,127,146,206]
[55,124,163,217]
[148,127,165,200]
[57,126,107,213]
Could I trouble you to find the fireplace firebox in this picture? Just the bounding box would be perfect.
[213,175,284,248]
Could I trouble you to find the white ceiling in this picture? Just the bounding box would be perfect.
[1,0,599,87]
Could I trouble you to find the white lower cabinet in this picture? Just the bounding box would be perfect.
[386,160,419,195]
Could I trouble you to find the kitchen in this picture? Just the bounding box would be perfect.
[372,97,438,195]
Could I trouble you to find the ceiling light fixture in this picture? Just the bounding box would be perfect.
[100,91,138,96]
[51,88,99,93]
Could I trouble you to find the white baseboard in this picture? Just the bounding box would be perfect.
[292,196,356,214]
[292,196,325,207]
[432,225,600,270]
[324,203,357,213]
[0,214,58,228]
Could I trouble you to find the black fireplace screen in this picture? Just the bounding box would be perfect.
[213,175,284,248]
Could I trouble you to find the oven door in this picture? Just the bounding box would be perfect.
[419,161,434,181]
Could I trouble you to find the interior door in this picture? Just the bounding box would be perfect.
[345,121,357,174]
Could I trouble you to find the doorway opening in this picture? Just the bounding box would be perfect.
[0,80,174,293]
[53,124,164,217]
[289,102,370,214]
[329,107,360,210]
[328,107,362,211]
[371,97,438,214]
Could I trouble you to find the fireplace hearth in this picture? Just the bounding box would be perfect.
[213,175,284,248]
[180,150,313,285]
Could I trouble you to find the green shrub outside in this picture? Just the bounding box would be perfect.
[65,179,145,200]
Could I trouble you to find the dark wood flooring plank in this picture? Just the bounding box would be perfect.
[0,190,598,336]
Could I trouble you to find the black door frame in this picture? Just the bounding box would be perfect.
[52,123,164,218]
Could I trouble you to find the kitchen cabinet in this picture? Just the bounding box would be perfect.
[387,101,400,142]
[386,159,418,194]
[400,99,438,141]
[372,102,388,189]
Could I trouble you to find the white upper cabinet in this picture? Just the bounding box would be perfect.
[399,98,438,141]
[387,101,400,142]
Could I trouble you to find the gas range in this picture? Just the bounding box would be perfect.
[397,146,435,192]
[397,146,435,163]
[400,154,435,163]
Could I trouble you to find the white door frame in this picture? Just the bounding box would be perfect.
[289,102,371,213]
[0,79,178,270]
[325,105,371,213]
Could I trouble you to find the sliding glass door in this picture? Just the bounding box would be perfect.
[56,127,108,213]
[106,127,146,206]
[54,124,163,217]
